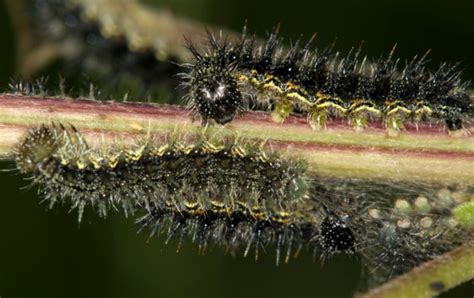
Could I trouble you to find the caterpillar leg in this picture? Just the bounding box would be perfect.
[271,101,293,123]
[308,110,328,131]
[384,101,411,138]
[385,117,405,138]
[352,116,369,133]
[349,101,381,133]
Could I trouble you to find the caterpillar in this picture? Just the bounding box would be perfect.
[182,29,473,134]
[14,124,308,222]
[136,201,355,266]
[6,1,473,295]
[11,123,358,261]
[138,175,473,287]
[12,124,473,287]
[29,1,473,135]
[14,123,357,264]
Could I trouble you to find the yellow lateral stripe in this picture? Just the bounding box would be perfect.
[234,71,454,121]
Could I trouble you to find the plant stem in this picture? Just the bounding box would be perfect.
[0,94,473,297]
[1,94,474,185]
[359,239,474,298]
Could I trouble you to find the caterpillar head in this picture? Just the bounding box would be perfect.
[191,67,242,125]
[14,125,61,173]
[183,36,243,125]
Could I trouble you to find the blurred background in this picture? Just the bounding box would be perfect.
[0,0,473,297]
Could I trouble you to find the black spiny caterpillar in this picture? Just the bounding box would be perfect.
[14,124,357,265]
[14,124,308,222]
[136,202,351,266]
[183,29,473,133]
[138,175,473,287]
[13,124,473,287]
[30,0,473,134]
[8,1,472,294]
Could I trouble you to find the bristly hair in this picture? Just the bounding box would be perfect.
[12,125,473,289]
[14,123,310,222]
[136,175,473,288]
[182,26,473,134]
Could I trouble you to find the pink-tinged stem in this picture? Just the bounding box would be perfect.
[0,94,473,185]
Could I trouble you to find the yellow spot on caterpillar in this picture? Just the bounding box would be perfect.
[274,211,291,224]
[202,141,221,153]
[174,142,192,154]
[106,152,121,168]
[264,74,275,81]
[314,101,347,113]
[76,159,88,170]
[387,106,411,116]
[350,104,381,116]
[88,153,103,169]
[184,201,200,210]
[250,77,261,86]
[262,81,284,95]
[127,145,146,161]
[231,146,247,157]
[386,100,411,118]
[151,144,169,157]
[210,200,225,209]
[286,92,311,105]
[413,104,433,117]
[255,151,268,163]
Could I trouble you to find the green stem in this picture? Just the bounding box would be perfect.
[0,94,473,297]
[1,94,474,186]
[360,239,474,298]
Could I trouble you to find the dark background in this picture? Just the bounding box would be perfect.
[0,0,473,297]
